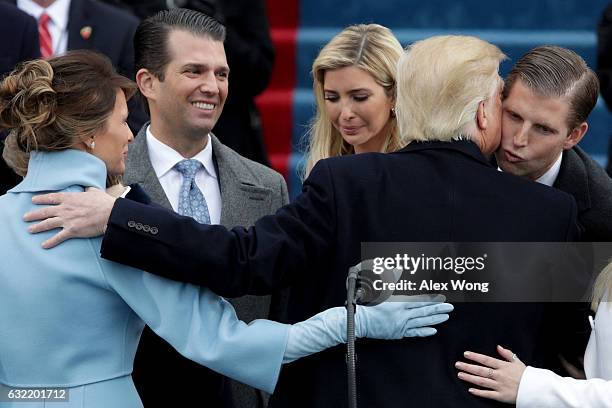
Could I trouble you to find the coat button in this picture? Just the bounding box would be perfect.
[128,220,136,228]
[150,227,159,235]
[135,223,143,230]
[143,225,151,232]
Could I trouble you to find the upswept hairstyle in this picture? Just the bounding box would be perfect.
[0,50,136,177]
[303,24,404,178]
[395,35,506,142]
[503,45,599,132]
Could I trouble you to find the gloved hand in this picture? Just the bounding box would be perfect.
[283,296,453,363]
[355,296,453,339]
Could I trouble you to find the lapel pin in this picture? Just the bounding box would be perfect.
[80,26,92,40]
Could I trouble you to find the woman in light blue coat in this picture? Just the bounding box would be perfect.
[0,51,453,408]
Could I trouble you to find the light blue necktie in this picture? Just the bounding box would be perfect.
[175,159,211,224]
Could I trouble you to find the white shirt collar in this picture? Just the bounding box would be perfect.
[535,153,563,187]
[18,0,71,31]
[145,125,217,180]
[497,152,563,187]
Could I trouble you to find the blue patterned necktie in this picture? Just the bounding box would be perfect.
[175,159,211,224]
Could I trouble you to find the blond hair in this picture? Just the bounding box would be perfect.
[592,259,612,312]
[0,50,136,179]
[395,35,506,143]
[302,24,404,178]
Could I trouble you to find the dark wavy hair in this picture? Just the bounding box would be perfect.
[0,50,136,177]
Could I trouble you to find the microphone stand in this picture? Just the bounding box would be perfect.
[346,261,400,408]
[346,265,363,408]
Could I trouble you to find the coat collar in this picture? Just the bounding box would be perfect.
[398,139,492,166]
[554,147,590,213]
[123,122,172,209]
[9,149,106,193]
[211,135,273,227]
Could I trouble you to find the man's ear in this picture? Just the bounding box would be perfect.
[136,68,156,100]
[476,100,487,131]
[564,122,588,150]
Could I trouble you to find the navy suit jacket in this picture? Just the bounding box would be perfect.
[101,140,581,407]
[554,145,612,241]
[0,2,39,77]
[0,3,40,194]
[7,0,138,77]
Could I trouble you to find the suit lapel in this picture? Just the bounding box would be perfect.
[124,124,173,210]
[554,148,590,213]
[212,135,272,228]
[67,0,93,51]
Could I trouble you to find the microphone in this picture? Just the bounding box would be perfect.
[347,259,403,306]
[345,260,403,408]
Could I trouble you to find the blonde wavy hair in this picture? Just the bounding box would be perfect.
[302,24,404,179]
[0,50,136,185]
[592,259,612,312]
[395,35,506,143]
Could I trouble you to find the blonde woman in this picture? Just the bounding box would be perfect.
[456,261,612,406]
[302,23,404,178]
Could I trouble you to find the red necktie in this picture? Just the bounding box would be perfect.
[38,13,53,59]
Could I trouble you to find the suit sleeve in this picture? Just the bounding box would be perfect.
[97,255,288,393]
[101,160,337,297]
[517,366,612,408]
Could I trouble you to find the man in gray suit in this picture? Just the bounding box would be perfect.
[496,45,612,241]
[125,9,288,408]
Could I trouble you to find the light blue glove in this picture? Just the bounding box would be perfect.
[283,297,453,363]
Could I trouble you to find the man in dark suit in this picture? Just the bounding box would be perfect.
[25,35,583,407]
[10,0,136,75]
[496,46,612,241]
[0,2,40,195]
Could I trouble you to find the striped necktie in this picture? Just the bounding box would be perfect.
[38,13,53,59]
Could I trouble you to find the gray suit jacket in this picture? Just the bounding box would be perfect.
[123,124,289,408]
[554,146,612,241]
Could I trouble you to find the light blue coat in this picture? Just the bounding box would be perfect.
[0,149,289,408]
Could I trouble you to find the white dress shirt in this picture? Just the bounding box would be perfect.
[535,153,563,187]
[18,0,70,56]
[497,153,563,187]
[146,126,222,225]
